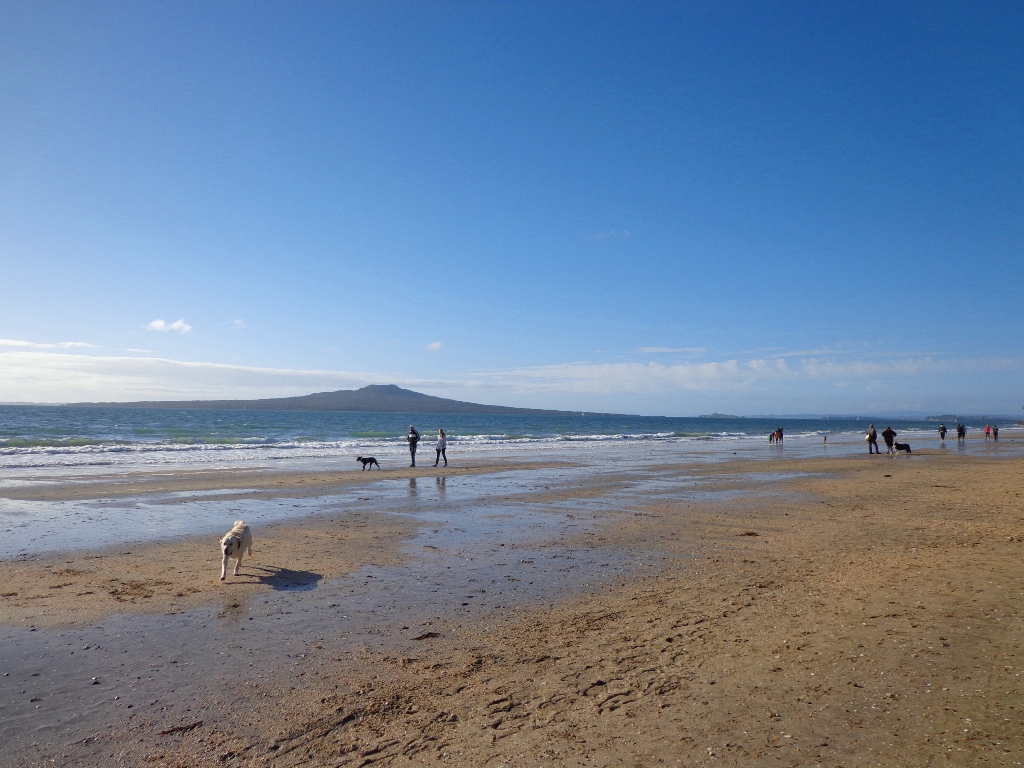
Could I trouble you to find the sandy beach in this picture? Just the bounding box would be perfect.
[2,444,1023,767]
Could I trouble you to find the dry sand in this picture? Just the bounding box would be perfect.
[5,450,1024,767]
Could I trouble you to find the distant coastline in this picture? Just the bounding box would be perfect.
[67,384,629,417]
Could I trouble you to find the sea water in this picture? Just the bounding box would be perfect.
[0,405,1008,473]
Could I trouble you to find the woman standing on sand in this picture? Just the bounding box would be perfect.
[881,425,897,454]
[434,428,448,467]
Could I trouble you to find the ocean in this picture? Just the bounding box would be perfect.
[0,405,1007,472]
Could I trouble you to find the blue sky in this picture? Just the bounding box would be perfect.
[1,1,1021,414]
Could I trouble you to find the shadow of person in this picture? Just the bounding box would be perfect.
[408,477,418,498]
[249,565,323,592]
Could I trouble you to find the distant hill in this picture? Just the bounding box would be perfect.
[70,384,595,415]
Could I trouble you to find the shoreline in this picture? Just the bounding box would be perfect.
[2,449,1023,765]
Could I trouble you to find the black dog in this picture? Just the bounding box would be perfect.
[894,442,912,455]
[356,456,380,470]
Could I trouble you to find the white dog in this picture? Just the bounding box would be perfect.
[220,521,253,580]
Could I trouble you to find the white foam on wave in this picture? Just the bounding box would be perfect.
[2,425,1018,471]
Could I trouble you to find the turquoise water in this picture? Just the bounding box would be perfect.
[0,405,990,470]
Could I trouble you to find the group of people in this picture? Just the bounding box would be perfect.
[768,427,784,444]
[937,423,994,443]
[865,424,900,454]
[406,425,448,467]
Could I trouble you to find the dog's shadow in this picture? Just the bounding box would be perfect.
[249,565,323,592]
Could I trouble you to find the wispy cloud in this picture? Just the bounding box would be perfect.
[424,341,442,352]
[594,229,631,241]
[474,360,777,393]
[763,348,854,358]
[469,356,958,394]
[638,346,707,355]
[0,351,379,402]
[125,348,153,354]
[146,318,192,334]
[224,319,247,329]
[0,339,98,349]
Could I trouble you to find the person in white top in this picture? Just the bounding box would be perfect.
[433,428,447,467]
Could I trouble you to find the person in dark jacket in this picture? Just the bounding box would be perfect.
[881,426,897,454]
[407,425,420,467]
[938,423,947,441]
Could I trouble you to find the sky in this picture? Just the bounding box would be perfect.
[1,1,1022,415]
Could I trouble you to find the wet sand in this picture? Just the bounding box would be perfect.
[2,447,1024,766]
[0,459,573,502]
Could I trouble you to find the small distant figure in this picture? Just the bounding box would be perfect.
[957,423,966,443]
[776,427,784,444]
[823,434,828,445]
[882,425,897,454]
[993,425,999,440]
[866,424,881,454]
[985,424,991,440]
[407,425,420,467]
[356,456,380,470]
[433,428,448,467]
[938,423,947,441]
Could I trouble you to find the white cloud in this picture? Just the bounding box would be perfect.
[637,347,707,355]
[146,318,192,334]
[0,339,98,349]
[225,319,247,329]
[125,348,153,354]
[424,341,442,352]
[0,351,382,402]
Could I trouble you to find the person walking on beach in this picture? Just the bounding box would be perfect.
[882,425,897,454]
[993,425,999,440]
[938,423,947,441]
[985,424,991,440]
[433,428,448,467]
[867,424,881,454]
[957,423,966,443]
[407,425,420,467]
